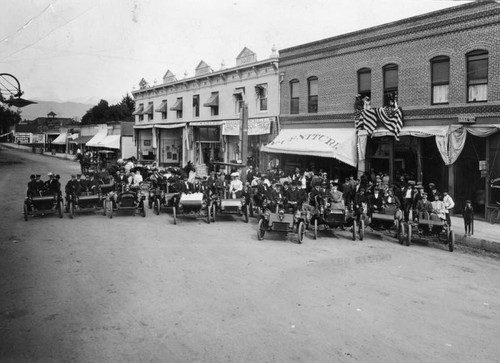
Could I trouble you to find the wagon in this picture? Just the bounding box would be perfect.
[308,205,364,241]
[369,205,404,242]
[172,192,211,225]
[105,186,146,218]
[400,212,455,252]
[24,193,64,221]
[257,208,306,244]
[67,183,115,219]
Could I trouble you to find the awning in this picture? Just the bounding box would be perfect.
[203,94,219,107]
[143,103,154,115]
[155,100,168,112]
[71,135,94,144]
[170,99,183,111]
[261,128,358,167]
[86,131,108,147]
[361,125,450,138]
[132,105,144,115]
[95,135,121,149]
[51,133,67,145]
[133,124,154,129]
[190,120,224,126]
[155,123,186,129]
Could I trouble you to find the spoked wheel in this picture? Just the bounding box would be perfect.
[249,202,254,217]
[398,222,405,245]
[58,201,64,218]
[148,198,153,209]
[102,200,107,216]
[358,219,365,241]
[490,209,499,224]
[448,230,455,252]
[352,220,357,241]
[244,205,249,223]
[141,203,146,218]
[406,223,412,246]
[257,219,266,240]
[69,202,74,219]
[154,199,160,215]
[207,203,211,224]
[173,206,177,225]
[297,221,305,244]
[313,219,318,240]
[23,203,28,221]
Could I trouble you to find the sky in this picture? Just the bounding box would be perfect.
[0,0,471,105]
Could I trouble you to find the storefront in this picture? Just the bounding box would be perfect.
[156,124,183,166]
[261,126,358,177]
[189,121,223,174]
[134,125,155,162]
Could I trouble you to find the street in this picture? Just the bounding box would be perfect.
[1,147,499,363]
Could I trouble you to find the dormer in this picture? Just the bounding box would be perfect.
[195,61,213,76]
[139,78,149,90]
[163,70,177,84]
[236,47,257,66]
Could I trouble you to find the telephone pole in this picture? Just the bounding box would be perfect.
[240,103,248,181]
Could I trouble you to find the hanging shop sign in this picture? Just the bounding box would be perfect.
[458,115,476,124]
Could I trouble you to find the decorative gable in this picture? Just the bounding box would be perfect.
[236,47,257,66]
[163,70,176,84]
[139,78,149,89]
[195,61,213,76]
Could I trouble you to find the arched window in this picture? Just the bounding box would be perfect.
[383,64,398,106]
[290,80,299,114]
[357,68,371,100]
[431,56,450,105]
[308,77,318,113]
[467,50,488,102]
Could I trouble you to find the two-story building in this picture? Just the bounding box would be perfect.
[132,47,279,174]
[274,0,500,217]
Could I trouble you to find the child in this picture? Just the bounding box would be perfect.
[462,200,474,236]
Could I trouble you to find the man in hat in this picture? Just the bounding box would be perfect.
[353,187,368,220]
[285,180,304,213]
[65,174,81,212]
[45,172,60,195]
[27,174,37,197]
[368,186,384,216]
[44,172,55,191]
[269,183,284,212]
[179,177,195,194]
[401,180,415,221]
[34,174,45,194]
[415,192,433,220]
[412,183,425,211]
[463,199,474,236]
[229,172,243,198]
[246,165,256,184]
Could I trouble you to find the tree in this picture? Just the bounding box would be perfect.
[0,104,21,141]
[81,95,135,124]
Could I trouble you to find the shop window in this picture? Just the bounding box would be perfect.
[431,56,450,104]
[138,103,144,121]
[308,77,318,113]
[193,95,200,117]
[383,64,398,106]
[467,50,488,102]
[255,84,267,111]
[357,68,371,100]
[290,80,299,114]
[147,102,154,121]
[160,100,168,120]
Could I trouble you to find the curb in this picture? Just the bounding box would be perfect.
[0,143,75,161]
[456,234,500,254]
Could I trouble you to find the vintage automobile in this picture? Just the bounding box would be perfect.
[257,206,306,244]
[368,204,404,242]
[67,183,115,219]
[172,192,211,225]
[211,187,249,223]
[401,211,455,252]
[24,192,64,221]
[106,185,146,218]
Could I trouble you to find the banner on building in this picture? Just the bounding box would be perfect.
[222,117,273,136]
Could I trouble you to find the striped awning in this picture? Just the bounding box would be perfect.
[132,105,144,115]
[155,100,168,112]
[203,94,219,107]
[143,103,154,115]
[170,99,183,111]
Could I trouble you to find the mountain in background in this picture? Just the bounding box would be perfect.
[18,100,94,122]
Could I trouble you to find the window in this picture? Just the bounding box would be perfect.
[203,92,219,116]
[138,103,144,121]
[467,50,488,102]
[234,88,245,114]
[290,80,299,114]
[193,95,200,117]
[383,64,398,106]
[147,102,154,121]
[308,77,318,113]
[357,68,371,100]
[256,84,267,111]
[431,56,450,104]
[160,100,167,120]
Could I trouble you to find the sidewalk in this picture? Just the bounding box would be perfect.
[1,142,499,252]
[0,141,76,161]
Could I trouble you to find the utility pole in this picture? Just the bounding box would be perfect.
[240,103,248,181]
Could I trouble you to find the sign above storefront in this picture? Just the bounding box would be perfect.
[458,115,476,124]
[222,117,274,136]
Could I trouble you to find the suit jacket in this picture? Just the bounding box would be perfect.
[368,193,384,211]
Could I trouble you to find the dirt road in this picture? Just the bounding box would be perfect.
[1,147,499,362]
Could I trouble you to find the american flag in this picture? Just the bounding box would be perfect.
[354,106,403,140]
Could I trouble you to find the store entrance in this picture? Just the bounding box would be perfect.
[454,135,486,217]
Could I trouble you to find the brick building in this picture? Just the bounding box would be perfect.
[273,0,500,217]
[132,47,279,175]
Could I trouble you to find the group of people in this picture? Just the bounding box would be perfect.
[27,172,62,197]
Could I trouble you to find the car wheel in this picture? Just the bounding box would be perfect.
[359,219,365,241]
[352,219,357,241]
[69,202,74,219]
[313,219,318,240]
[173,206,177,225]
[406,223,412,246]
[448,230,455,252]
[257,219,266,240]
[297,221,305,244]
[244,205,249,223]
[58,201,64,218]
